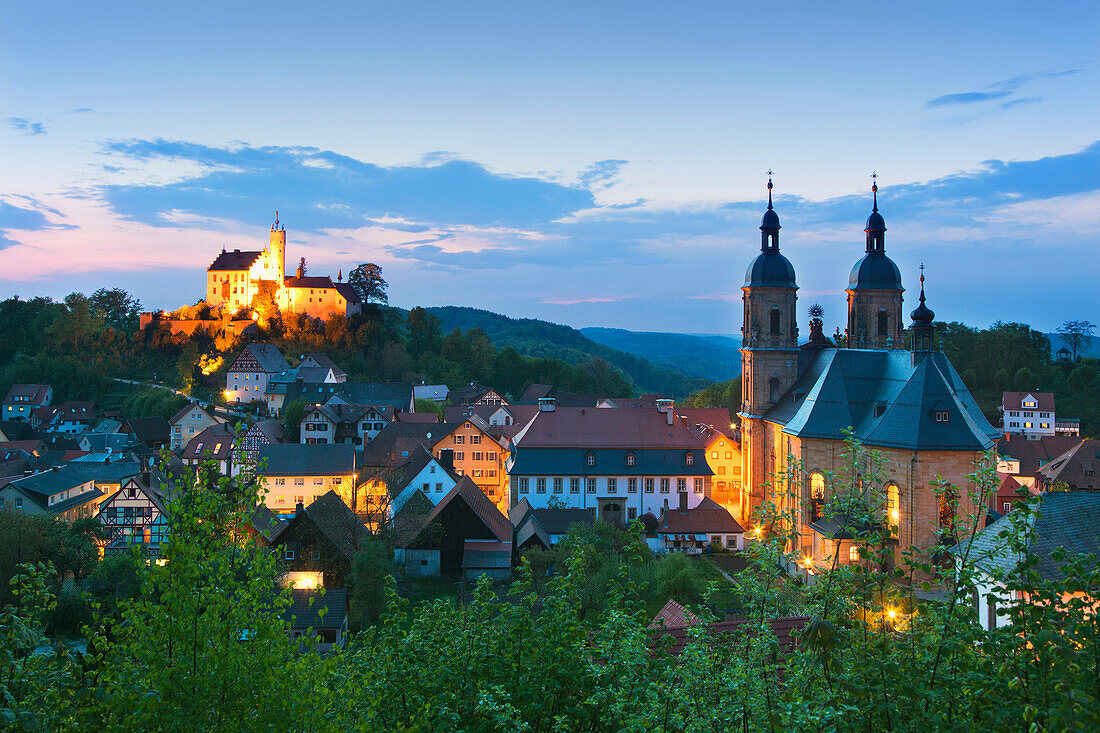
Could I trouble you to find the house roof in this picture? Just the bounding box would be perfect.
[5,465,95,497]
[280,588,347,630]
[413,384,449,401]
[659,498,744,534]
[765,349,999,451]
[448,382,503,405]
[394,412,439,423]
[953,491,1100,581]
[518,384,554,402]
[674,408,738,441]
[182,424,237,460]
[527,507,597,535]
[396,476,511,547]
[512,406,708,449]
[123,416,171,445]
[232,344,290,374]
[284,381,413,410]
[250,503,287,543]
[294,490,369,560]
[256,443,356,476]
[509,447,711,477]
[997,435,1082,477]
[2,384,51,405]
[649,599,703,630]
[442,404,540,426]
[246,418,285,444]
[80,432,135,453]
[651,616,809,657]
[462,540,512,569]
[332,282,361,305]
[360,423,441,468]
[283,275,336,289]
[1001,391,1056,412]
[1036,439,1100,490]
[208,249,263,271]
[0,421,33,440]
[169,402,218,426]
[0,439,43,456]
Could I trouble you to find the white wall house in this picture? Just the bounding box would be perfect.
[1001,391,1056,441]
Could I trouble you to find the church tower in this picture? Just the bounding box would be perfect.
[740,176,799,520]
[846,177,904,349]
[269,211,286,280]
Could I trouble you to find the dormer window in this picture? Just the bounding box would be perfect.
[586,452,596,468]
[685,452,695,467]
[874,403,886,418]
[934,410,950,423]
[625,451,636,467]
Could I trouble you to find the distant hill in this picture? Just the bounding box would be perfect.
[425,307,711,397]
[580,328,741,383]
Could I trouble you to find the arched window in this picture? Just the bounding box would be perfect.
[769,377,781,403]
[625,451,636,467]
[877,310,889,336]
[809,472,825,521]
[586,452,596,468]
[769,308,781,335]
[685,452,695,467]
[848,545,860,563]
[886,483,900,531]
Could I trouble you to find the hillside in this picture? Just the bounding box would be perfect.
[580,327,740,382]
[425,307,711,397]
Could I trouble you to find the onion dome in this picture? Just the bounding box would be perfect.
[849,175,902,290]
[746,174,797,288]
[910,267,935,325]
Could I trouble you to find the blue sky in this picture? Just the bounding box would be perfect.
[1,1,1098,335]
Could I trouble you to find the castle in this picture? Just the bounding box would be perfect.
[738,176,999,569]
[205,214,362,319]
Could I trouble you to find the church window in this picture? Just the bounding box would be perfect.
[877,311,889,337]
[769,309,781,335]
[769,377,781,403]
[810,472,825,521]
[886,483,900,532]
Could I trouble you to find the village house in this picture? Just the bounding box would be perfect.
[42,401,99,435]
[264,353,347,414]
[239,418,284,463]
[358,445,459,528]
[0,465,106,522]
[270,490,369,588]
[448,381,508,407]
[256,443,357,515]
[654,496,745,553]
[281,588,349,652]
[1035,439,1100,491]
[2,384,52,421]
[119,416,171,450]
[413,383,449,403]
[431,414,510,514]
[282,381,415,416]
[1000,391,1062,440]
[225,344,291,404]
[510,499,596,551]
[182,423,238,475]
[169,402,223,451]
[97,472,174,557]
[300,403,392,446]
[506,400,712,527]
[952,492,1100,631]
[996,433,1081,490]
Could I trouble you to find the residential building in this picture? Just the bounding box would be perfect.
[1035,439,1100,491]
[432,415,510,513]
[43,402,98,435]
[182,424,237,475]
[360,446,459,524]
[413,383,449,403]
[0,465,105,522]
[448,381,508,407]
[1000,391,1058,440]
[271,491,369,588]
[738,179,1000,573]
[0,421,33,442]
[507,401,712,526]
[300,403,392,446]
[676,407,742,517]
[393,476,512,578]
[239,418,284,462]
[281,588,348,652]
[225,344,290,404]
[952,492,1100,631]
[283,381,415,415]
[510,498,596,551]
[443,403,538,429]
[78,431,134,454]
[169,403,222,451]
[97,472,173,557]
[359,423,441,470]
[997,434,1083,489]
[119,417,171,450]
[256,443,356,515]
[655,496,744,553]
[264,353,347,414]
[1055,418,1081,437]
[2,384,52,421]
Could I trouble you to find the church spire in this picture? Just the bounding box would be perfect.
[864,173,886,253]
[910,264,936,354]
[759,171,781,251]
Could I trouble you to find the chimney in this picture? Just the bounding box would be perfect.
[438,448,455,474]
[678,491,688,513]
[296,263,304,278]
[538,397,556,412]
[657,398,674,425]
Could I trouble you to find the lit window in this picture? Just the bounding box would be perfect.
[848,545,860,563]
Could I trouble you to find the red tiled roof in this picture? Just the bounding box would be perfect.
[283,275,336,289]
[401,476,511,546]
[208,249,263,271]
[514,406,706,449]
[659,497,744,534]
[1001,391,1055,412]
[651,615,809,657]
[649,599,702,630]
[997,435,1081,477]
[182,424,237,460]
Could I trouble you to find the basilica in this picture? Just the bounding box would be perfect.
[738,178,999,569]
[205,214,361,319]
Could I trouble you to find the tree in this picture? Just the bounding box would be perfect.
[282,399,307,437]
[349,538,392,629]
[348,263,388,306]
[296,256,307,276]
[1013,366,1036,392]
[89,288,142,331]
[46,292,103,354]
[1057,319,1096,362]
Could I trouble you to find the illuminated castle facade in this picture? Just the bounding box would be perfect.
[205,214,361,319]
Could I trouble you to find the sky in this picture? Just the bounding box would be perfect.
[1,1,1098,336]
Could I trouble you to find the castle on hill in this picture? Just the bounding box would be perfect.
[205,214,361,319]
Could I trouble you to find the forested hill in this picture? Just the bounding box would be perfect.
[425,307,710,397]
[580,327,740,382]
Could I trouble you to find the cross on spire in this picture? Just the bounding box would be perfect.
[766,170,774,209]
[871,172,879,212]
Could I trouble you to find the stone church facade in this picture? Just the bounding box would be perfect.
[738,178,999,570]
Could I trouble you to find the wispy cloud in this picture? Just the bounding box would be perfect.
[6,117,46,135]
[578,159,629,190]
[925,68,1080,109]
[69,108,95,114]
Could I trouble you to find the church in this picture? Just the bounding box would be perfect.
[205,214,362,319]
[737,177,999,570]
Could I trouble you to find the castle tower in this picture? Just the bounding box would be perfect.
[269,211,286,280]
[739,175,799,519]
[846,176,904,349]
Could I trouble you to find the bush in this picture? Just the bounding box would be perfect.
[656,552,704,606]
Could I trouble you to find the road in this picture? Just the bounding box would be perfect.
[111,378,251,421]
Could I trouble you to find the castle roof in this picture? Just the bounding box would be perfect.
[208,250,263,271]
[764,349,999,452]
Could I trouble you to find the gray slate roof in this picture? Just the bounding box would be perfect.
[257,443,355,476]
[953,491,1100,581]
[766,349,998,451]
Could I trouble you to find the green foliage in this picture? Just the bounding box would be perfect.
[121,388,188,421]
[0,511,101,604]
[684,376,741,416]
[350,537,393,629]
[282,398,307,436]
[347,262,388,305]
[89,287,142,331]
[412,397,443,417]
[655,551,704,605]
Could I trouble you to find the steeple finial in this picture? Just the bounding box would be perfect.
[273,210,279,231]
[871,172,878,212]
[766,169,774,209]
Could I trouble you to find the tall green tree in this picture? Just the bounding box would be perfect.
[89,288,142,331]
[1057,319,1096,362]
[347,263,388,305]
